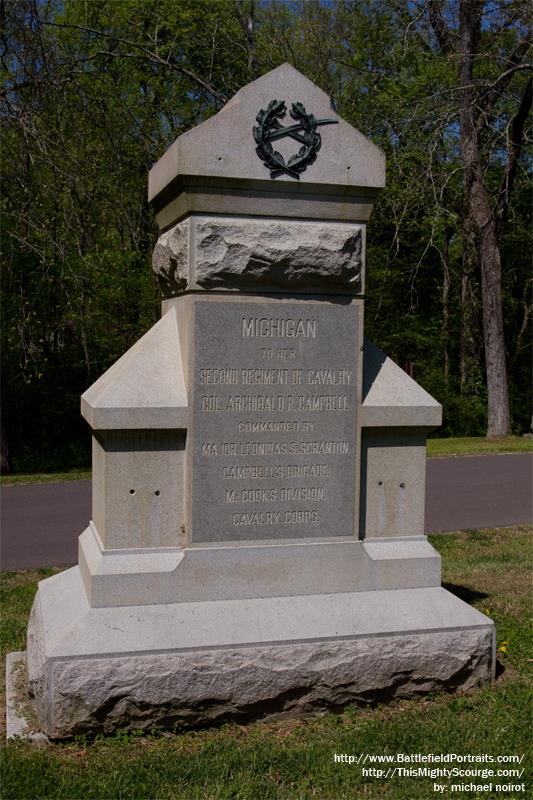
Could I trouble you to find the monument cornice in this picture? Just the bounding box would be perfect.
[150,174,383,229]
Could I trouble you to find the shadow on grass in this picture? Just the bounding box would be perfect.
[495,660,506,679]
[442,582,489,604]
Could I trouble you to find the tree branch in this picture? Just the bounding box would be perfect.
[495,75,532,233]
[425,0,453,54]
[476,35,532,131]
[387,0,432,54]
[235,0,259,78]
[44,21,229,105]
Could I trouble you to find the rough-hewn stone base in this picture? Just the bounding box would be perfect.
[33,631,493,737]
[152,217,363,295]
[26,567,494,738]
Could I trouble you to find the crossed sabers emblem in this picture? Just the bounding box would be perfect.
[253,99,338,179]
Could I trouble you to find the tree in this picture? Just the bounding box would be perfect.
[423,0,531,437]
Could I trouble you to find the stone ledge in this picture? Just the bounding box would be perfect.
[78,524,441,607]
[26,576,495,737]
[362,338,442,428]
[81,305,188,431]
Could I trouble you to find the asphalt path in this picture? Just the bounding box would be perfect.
[425,452,532,532]
[1,453,531,571]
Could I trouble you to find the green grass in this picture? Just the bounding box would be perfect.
[1,526,532,799]
[426,435,533,458]
[2,437,531,485]
[0,470,91,486]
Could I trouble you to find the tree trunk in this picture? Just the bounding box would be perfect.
[236,1,259,79]
[477,201,511,436]
[459,214,482,393]
[441,229,451,391]
[458,0,510,436]
[0,401,13,475]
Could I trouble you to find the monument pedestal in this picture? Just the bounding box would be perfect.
[25,64,495,738]
[28,566,493,737]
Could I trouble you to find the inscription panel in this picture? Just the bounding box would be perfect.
[191,301,358,542]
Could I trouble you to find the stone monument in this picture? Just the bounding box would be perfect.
[25,65,494,738]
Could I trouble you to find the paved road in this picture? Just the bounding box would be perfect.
[1,453,531,571]
[1,480,91,571]
[424,453,532,532]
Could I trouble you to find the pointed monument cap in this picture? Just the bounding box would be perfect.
[149,64,385,228]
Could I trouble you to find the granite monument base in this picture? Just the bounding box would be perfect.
[27,566,494,738]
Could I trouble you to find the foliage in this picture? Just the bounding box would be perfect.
[1,0,531,470]
[426,434,533,457]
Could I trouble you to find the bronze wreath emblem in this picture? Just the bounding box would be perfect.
[253,100,338,179]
